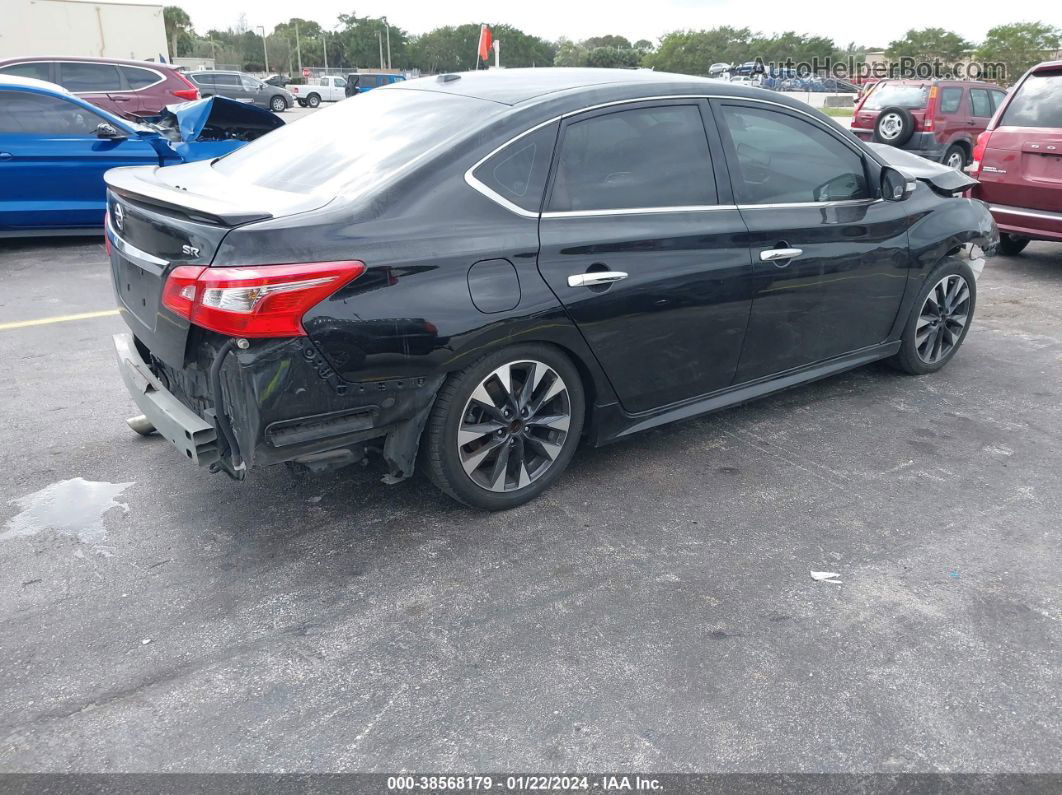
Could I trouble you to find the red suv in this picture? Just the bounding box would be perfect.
[971,60,1062,255]
[0,56,199,118]
[851,79,1007,170]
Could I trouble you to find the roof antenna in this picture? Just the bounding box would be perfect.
[437,74,461,83]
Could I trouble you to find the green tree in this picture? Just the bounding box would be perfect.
[885,27,970,64]
[163,6,195,58]
[976,21,1061,85]
[409,23,553,72]
[644,27,754,75]
[585,46,641,69]
[584,35,632,50]
[553,37,588,67]
[752,31,836,65]
[337,12,410,69]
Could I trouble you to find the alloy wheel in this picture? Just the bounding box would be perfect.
[916,274,971,364]
[457,360,571,493]
[879,113,903,140]
[946,151,965,169]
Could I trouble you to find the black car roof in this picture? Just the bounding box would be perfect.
[389,67,799,108]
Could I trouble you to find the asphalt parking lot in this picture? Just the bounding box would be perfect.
[0,237,1059,772]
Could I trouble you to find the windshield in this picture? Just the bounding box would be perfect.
[864,84,928,110]
[1000,71,1062,128]
[212,87,503,196]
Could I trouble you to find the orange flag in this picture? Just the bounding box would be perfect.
[478,24,493,62]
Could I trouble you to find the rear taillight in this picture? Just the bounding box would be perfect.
[291,86,300,94]
[922,85,939,131]
[970,130,992,177]
[162,261,365,338]
[172,71,200,101]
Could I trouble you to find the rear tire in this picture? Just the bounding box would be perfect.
[296,98,307,107]
[888,258,976,375]
[306,93,321,108]
[422,344,585,511]
[998,233,1029,256]
[943,144,967,170]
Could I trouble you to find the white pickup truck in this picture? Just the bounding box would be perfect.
[285,76,348,108]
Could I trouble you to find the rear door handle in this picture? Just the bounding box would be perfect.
[0,152,12,161]
[568,271,628,288]
[759,248,803,262]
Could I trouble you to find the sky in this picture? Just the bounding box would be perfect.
[148,0,1061,48]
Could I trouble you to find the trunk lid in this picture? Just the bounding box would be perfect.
[104,161,334,368]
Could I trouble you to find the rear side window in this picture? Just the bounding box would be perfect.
[969,89,993,118]
[361,75,380,88]
[548,105,716,212]
[58,62,122,92]
[189,73,212,86]
[214,73,240,87]
[472,122,558,213]
[720,104,869,205]
[213,88,505,195]
[0,62,52,81]
[121,66,160,89]
[864,84,928,110]
[939,87,963,114]
[1000,72,1062,128]
[990,90,1006,111]
[0,91,101,135]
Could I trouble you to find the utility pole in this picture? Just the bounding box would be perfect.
[384,18,391,69]
[378,30,384,70]
[295,21,302,76]
[256,25,268,72]
[494,39,500,69]
[323,32,328,73]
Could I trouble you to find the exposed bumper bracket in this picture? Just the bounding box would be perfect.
[113,333,220,467]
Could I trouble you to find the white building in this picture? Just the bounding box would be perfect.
[1,0,168,61]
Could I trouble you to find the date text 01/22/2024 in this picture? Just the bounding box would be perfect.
[386,775,664,791]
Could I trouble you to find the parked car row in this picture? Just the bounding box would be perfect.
[286,72,405,107]
[186,70,294,112]
[0,76,282,235]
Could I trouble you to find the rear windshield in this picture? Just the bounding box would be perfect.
[1000,71,1062,128]
[212,87,502,195]
[864,84,928,110]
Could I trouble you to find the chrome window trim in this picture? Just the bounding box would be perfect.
[465,93,876,219]
[1,59,166,94]
[989,203,1062,222]
[116,64,166,93]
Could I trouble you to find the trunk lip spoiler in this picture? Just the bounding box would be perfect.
[105,165,275,227]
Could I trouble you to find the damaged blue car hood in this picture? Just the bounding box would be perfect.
[140,96,285,161]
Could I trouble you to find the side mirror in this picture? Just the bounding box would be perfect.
[882,166,916,202]
[95,122,126,140]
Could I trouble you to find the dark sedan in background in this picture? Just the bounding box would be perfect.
[103,69,997,510]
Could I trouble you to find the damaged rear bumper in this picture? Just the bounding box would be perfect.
[113,331,443,481]
[113,333,220,466]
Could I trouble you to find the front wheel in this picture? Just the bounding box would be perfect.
[888,259,976,375]
[998,233,1029,256]
[421,345,585,510]
[306,93,321,108]
[270,95,287,112]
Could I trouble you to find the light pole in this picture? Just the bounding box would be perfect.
[294,21,302,76]
[384,17,391,69]
[323,31,329,73]
[377,30,384,70]
[256,25,268,72]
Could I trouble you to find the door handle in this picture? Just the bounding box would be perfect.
[759,248,803,262]
[0,152,12,161]
[567,271,628,288]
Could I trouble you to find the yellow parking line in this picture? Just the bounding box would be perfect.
[0,309,120,331]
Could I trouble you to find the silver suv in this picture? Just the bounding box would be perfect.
[187,71,293,113]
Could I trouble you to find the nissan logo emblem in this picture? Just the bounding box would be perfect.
[113,203,125,232]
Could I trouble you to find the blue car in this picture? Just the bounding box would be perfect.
[0,76,283,236]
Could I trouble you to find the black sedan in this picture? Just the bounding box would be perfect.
[103,69,998,510]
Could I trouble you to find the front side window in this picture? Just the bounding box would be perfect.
[969,89,993,118]
[0,91,102,135]
[241,76,261,91]
[472,122,558,213]
[939,87,963,114]
[720,105,869,205]
[1000,72,1062,128]
[0,62,52,81]
[57,62,122,92]
[547,105,716,212]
